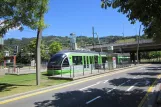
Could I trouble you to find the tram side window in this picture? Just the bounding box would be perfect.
[102,57,107,63]
[72,56,82,65]
[94,56,98,64]
[62,58,69,67]
[90,56,93,64]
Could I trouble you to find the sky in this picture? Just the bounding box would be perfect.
[4,0,143,39]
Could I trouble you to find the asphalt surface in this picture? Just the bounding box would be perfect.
[1,64,161,107]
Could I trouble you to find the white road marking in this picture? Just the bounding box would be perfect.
[107,87,116,92]
[79,82,100,91]
[127,83,138,91]
[107,80,131,93]
[145,80,150,85]
[103,80,109,83]
[86,96,101,104]
[127,80,131,82]
[119,82,126,86]
[133,77,136,79]
[43,100,52,106]
[140,68,145,70]
[118,80,130,86]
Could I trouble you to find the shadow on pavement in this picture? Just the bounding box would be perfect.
[146,67,161,70]
[33,70,161,107]
[33,65,161,107]
[0,83,32,92]
[34,88,157,107]
[108,77,158,87]
[128,72,161,76]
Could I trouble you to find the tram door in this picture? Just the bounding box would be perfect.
[94,55,98,69]
[83,56,86,68]
[87,56,89,68]
[83,56,89,68]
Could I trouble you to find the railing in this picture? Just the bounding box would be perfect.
[86,39,153,49]
[52,63,132,78]
[2,63,47,75]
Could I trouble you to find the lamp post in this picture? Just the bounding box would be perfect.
[92,27,95,51]
[122,23,125,45]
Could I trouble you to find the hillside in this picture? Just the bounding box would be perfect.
[3,35,144,51]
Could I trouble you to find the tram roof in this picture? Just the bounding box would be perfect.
[57,50,107,54]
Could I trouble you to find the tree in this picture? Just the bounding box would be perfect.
[101,0,161,42]
[16,49,31,64]
[1,0,38,34]
[27,39,50,62]
[0,0,49,85]
[0,51,3,63]
[49,41,62,55]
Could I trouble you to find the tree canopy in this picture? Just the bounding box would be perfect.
[49,41,62,55]
[0,0,48,35]
[101,0,161,42]
[27,39,49,61]
[0,0,49,85]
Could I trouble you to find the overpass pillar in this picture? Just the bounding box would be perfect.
[139,52,141,63]
[130,52,135,64]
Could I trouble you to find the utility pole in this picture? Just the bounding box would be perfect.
[123,23,125,44]
[122,23,125,63]
[92,27,95,51]
[95,33,102,52]
[137,25,141,64]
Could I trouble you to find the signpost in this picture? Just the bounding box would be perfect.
[112,57,116,69]
[107,46,113,53]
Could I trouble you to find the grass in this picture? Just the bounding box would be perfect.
[141,58,161,62]
[116,38,135,43]
[0,72,71,97]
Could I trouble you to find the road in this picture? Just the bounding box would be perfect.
[1,64,161,107]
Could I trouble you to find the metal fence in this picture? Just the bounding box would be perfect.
[1,62,132,78]
[52,63,132,78]
[1,63,47,75]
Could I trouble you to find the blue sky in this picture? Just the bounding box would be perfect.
[4,0,143,39]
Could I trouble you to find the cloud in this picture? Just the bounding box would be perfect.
[0,20,4,27]
[9,26,21,31]
[0,19,21,31]
[5,32,11,36]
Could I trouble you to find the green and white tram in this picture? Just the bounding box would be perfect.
[113,53,130,64]
[47,50,108,76]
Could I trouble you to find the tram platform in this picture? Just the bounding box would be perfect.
[49,64,137,80]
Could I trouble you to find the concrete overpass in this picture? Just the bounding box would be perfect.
[86,39,161,53]
[86,39,161,63]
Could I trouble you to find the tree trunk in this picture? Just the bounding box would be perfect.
[36,28,42,85]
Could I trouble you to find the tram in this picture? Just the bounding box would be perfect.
[113,53,130,64]
[47,50,108,76]
[47,50,131,76]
